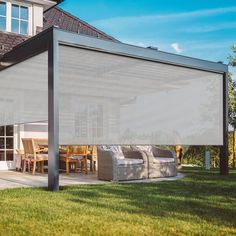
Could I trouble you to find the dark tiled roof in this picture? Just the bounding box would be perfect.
[0,5,117,58]
[43,7,118,41]
[0,32,28,57]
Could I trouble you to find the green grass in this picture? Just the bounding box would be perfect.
[0,168,236,236]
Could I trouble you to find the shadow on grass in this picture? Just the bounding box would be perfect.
[62,167,236,228]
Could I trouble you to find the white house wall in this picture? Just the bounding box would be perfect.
[32,4,43,35]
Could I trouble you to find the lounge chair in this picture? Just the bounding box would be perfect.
[97,146,148,181]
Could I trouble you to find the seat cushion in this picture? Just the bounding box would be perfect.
[36,154,48,159]
[60,154,84,160]
[118,158,144,165]
[70,155,84,160]
[153,157,175,164]
[59,154,67,158]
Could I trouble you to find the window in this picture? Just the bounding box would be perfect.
[11,4,28,35]
[0,2,30,35]
[0,1,6,31]
[0,126,14,161]
[75,104,104,139]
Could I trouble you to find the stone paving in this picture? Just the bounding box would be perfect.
[0,171,184,190]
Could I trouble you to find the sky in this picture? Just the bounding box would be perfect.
[60,0,236,80]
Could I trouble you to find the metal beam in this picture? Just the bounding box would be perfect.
[220,72,229,175]
[1,26,228,75]
[48,29,60,191]
[0,27,52,70]
[55,28,228,74]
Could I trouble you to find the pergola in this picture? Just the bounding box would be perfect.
[0,27,228,191]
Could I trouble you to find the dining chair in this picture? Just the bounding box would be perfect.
[60,145,89,175]
[87,146,97,172]
[34,138,48,151]
[22,138,48,175]
[60,146,77,175]
[70,146,89,174]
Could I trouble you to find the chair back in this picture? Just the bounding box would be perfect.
[22,138,36,156]
[34,138,48,149]
[91,146,97,161]
[70,145,88,156]
[60,145,69,155]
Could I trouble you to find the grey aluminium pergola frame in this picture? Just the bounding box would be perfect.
[0,26,228,191]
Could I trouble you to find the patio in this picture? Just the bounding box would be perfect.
[0,171,184,189]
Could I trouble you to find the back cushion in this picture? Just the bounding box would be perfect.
[135,145,154,157]
[100,145,125,159]
[152,147,173,158]
[121,146,132,155]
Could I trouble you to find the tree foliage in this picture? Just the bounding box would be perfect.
[229,45,236,67]
[229,45,236,168]
[229,46,236,129]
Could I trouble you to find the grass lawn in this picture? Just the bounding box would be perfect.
[0,168,236,236]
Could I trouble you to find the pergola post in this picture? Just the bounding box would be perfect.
[220,72,229,175]
[48,29,59,191]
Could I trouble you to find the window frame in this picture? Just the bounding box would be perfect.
[0,0,31,35]
[11,3,29,35]
[0,125,14,162]
[0,1,7,31]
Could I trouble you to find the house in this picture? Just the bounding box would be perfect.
[0,0,117,170]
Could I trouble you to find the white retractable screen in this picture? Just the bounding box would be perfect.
[0,52,48,126]
[59,45,223,145]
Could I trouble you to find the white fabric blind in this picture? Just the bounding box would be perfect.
[59,45,223,145]
[0,52,48,126]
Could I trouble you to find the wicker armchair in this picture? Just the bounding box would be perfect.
[134,146,178,178]
[97,146,148,181]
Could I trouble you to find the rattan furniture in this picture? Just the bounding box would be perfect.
[97,146,148,181]
[134,146,178,178]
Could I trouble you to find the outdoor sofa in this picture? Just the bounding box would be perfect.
[97,146,148,181]
[97,145,177,181]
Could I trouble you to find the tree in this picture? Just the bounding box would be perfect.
[229,45,236,168]
[229,45,236,67]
